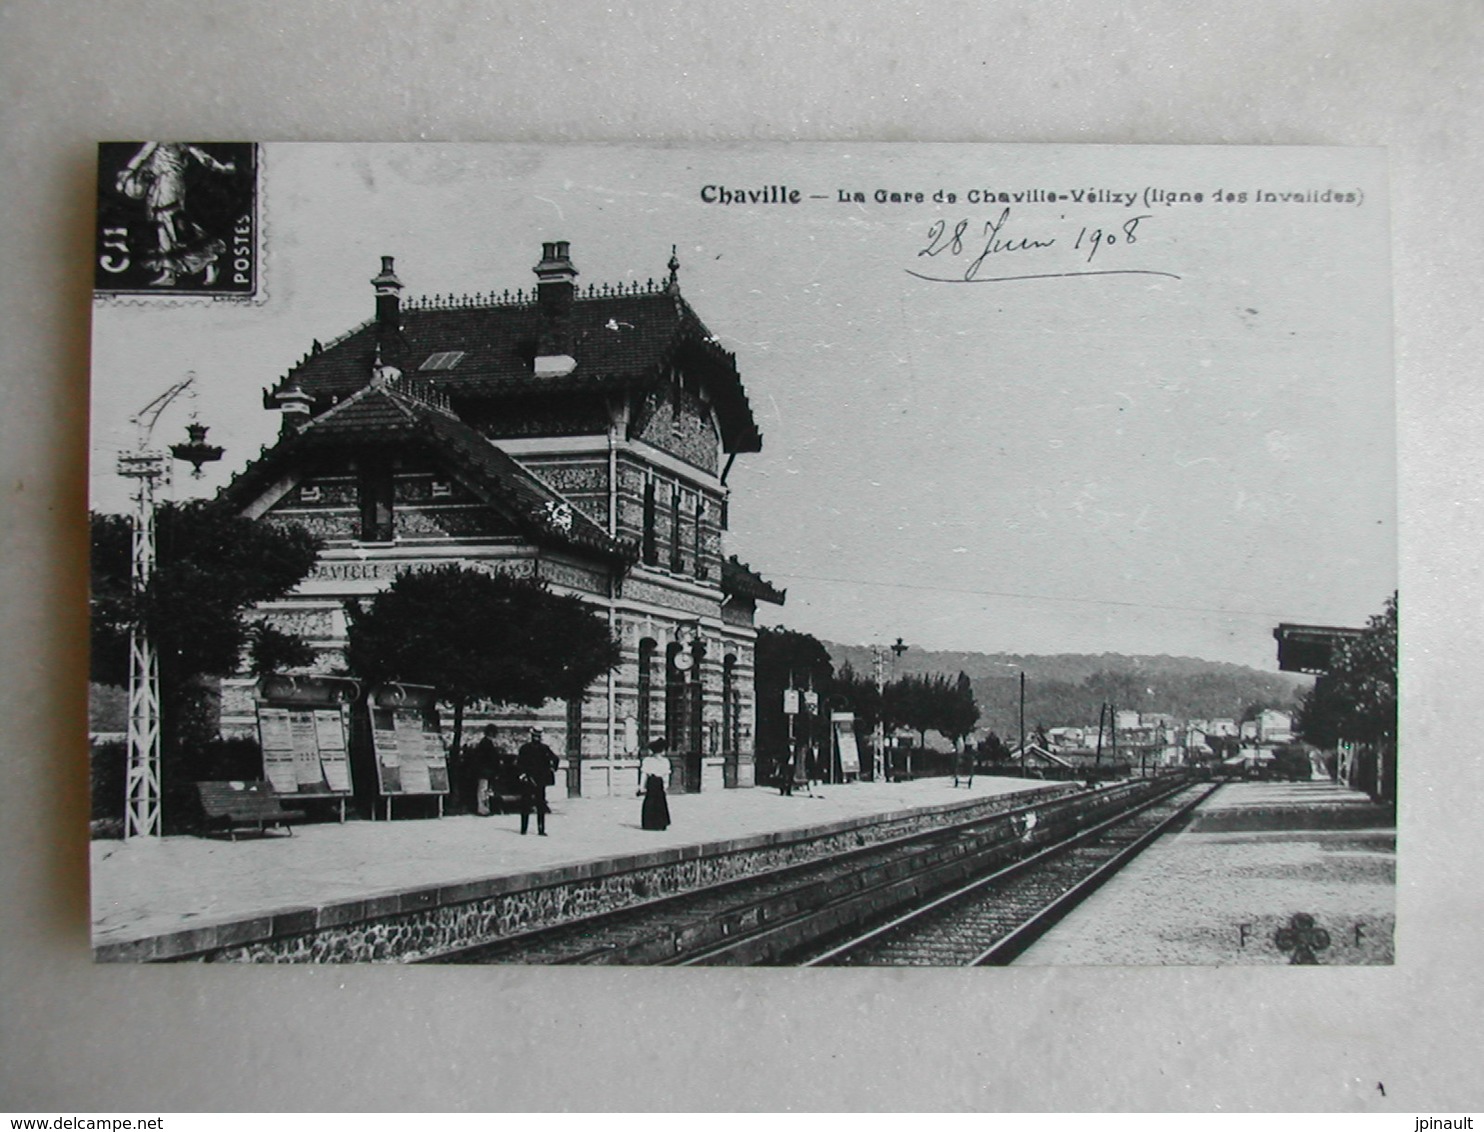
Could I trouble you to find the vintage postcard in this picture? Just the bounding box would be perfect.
[88,143,1395,965]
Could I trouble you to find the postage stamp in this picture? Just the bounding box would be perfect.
[94,141,258,298]
[87,143,1395,965]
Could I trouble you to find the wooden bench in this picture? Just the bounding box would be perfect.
[196,780,306,840]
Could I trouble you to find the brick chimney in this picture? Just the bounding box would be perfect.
[533,241,578,377]
[370,255,402,339]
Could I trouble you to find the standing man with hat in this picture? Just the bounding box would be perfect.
[516,727,560,836]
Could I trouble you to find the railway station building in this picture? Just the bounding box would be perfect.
[218,242,783,797]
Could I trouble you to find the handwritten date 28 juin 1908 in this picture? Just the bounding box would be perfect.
[911,207,1179,284]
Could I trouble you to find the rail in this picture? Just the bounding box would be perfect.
[803,780,1220,967]
[423,776,1195,966]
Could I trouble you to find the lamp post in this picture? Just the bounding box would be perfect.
[115,375,223,839]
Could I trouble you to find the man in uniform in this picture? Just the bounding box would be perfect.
[515,727,560,835]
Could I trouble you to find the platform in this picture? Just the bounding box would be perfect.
[1014,779,1396,965]
[92,774,1057,961]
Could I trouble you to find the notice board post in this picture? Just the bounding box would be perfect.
[832,712,861,783]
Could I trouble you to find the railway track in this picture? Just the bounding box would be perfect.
[424,776,1205,966]
[803,780,1220,967]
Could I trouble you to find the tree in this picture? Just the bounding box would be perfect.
[246,622,317,677]
[940,671,982,746]
[832,661,881,736]
[754,627,833,780]
[90,500,322,824]
[885,674,935,747]
[979,731,1011,765]
[881,672,980,749]
[1296,593,1397,750]
[343,565,621,759]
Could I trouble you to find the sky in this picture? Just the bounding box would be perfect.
[90,143,1395,671]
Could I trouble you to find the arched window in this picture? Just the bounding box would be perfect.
[688,641,706,762]
[664,642,686,751]
[722,654,738,755]
[565,694,583,795]
[637,638,656,749]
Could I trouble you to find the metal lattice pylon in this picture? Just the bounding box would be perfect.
[116,373,199,839]
[119,451,167,837]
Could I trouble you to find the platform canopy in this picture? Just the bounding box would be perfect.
[1272,623,1364,675]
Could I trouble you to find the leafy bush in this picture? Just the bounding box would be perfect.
[89,734,265,836]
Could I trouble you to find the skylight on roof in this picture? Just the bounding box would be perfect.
[419,350,466,372]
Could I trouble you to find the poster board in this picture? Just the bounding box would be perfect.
[365,683,449,797]
[314,709,352,792]
[256,706,298,795]
[832,712,860,777]
[253,675,358,800]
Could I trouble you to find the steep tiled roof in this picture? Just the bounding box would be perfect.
[294,373,438,433]
[268,285,762,453]
[721,555,785,605]
[221,381,635,565]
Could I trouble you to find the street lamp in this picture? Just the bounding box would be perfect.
[115,374,223,839]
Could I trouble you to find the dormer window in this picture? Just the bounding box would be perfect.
[419,350,465,372]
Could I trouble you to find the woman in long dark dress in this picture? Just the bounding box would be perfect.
[639,740,671,831]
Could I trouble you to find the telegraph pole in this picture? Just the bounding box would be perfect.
[1018,669,1027,773]
[872,646,885,782]
[1094,701,1106,775]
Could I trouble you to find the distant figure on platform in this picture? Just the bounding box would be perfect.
[778,747,794,796]
[638,739,672,831]
[471,725,500,815]
[797,741,815,795]
[953,747,975,789]
[516,727,560,836]
[492,745,520,811]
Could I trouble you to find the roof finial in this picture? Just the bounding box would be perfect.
[667,244,680,291]
[369,342,401,389]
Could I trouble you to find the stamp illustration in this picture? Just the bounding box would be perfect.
[94,142,258,297]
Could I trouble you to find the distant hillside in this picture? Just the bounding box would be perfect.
[825,643,1309,736]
